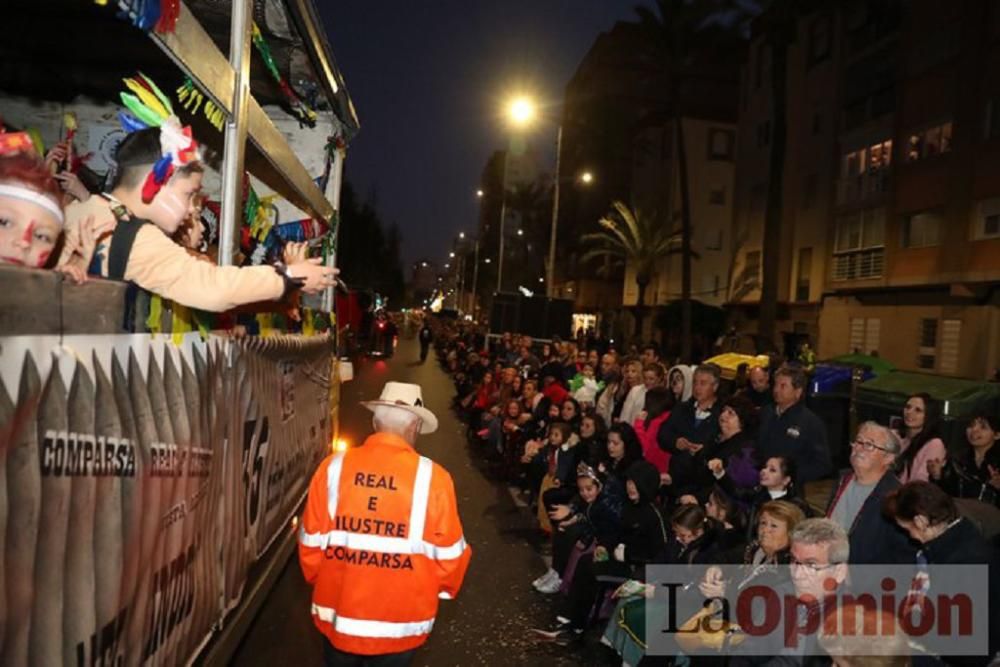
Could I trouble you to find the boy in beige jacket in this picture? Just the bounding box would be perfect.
[58,128,335,311]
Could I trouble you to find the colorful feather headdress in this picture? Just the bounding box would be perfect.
[118,72,201,203]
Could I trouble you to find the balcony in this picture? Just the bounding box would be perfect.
[831,248,884,281]
[837,170,891,207]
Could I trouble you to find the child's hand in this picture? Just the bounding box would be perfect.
[282,241,309,265]
[54,171,90,202]
[548,504,571,521]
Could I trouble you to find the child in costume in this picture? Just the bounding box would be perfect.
[0,132,109,283]
[57,74,335,310]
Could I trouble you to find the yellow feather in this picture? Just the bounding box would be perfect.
[124,78,169,119]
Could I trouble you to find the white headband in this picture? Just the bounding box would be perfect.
[0,184,64,224]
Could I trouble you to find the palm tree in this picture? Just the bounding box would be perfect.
[581,201,682,339]
[756,0,796,348]
[634,0,751,361]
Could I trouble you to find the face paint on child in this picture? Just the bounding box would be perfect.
[0,200,62,268]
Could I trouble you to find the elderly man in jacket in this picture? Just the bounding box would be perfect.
[299,382,472,666]
[825,421,913,564]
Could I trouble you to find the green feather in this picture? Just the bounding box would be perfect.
[139,72,175,117]
[120,93,163,128]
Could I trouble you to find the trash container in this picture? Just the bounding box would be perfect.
[807,362,880,470]
[855,372,1000,455]
[704,352,771,396]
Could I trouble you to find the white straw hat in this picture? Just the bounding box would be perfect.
[361,381,438,434]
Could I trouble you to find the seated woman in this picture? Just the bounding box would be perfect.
[598,423,644,492]
[600,503,727,665]
[893,392,947,484]
[576,412,608,468]
[928,412,1000,507]
[883,481,1000,664]
[706,394,761,493]
[711,455,811,543]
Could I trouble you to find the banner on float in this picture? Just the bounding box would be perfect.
[0,332,333,667]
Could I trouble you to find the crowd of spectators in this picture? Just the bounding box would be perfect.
[433,322,1000,666]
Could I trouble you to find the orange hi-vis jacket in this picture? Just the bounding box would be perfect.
[298,432,472,655]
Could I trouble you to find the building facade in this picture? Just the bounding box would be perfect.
[732,0,1000,377]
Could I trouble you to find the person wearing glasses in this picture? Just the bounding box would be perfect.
[728,518,850,666]
[825,422,914,564]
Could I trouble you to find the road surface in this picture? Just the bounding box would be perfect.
[232,335,619,666]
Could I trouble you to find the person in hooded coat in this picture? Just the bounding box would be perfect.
[532,461,669,645]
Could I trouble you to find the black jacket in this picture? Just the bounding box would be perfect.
[758,401,831,484]
[825,470,914,564]
[619,461,668,567]
[918,518,1000,664]
[934,443,1000,507]
[657,398,723,495]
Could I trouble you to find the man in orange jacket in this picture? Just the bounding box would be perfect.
[299,381,472,666]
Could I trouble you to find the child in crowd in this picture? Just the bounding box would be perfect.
[533,463,623,596]
[532,459,664,645]
[570,362,604,408]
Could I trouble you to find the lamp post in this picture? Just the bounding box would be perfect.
[546,125,562,298]
[497,95,537,294]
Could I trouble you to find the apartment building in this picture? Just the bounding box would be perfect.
[732,0,1000,377]
[819,0,1000,378]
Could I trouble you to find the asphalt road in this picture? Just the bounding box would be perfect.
[231,335,619,666]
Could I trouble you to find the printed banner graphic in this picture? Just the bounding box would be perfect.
[0,333,333,666]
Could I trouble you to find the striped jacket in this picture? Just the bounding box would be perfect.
[298,432,471,655]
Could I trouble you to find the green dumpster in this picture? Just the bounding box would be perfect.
[854,372,1000,455]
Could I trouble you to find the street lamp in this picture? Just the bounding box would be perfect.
[459,231,466,239]
[449,252,455,258]
[476,189,484,198]
[497,93,538,294]
[507,96,536,127]
[580,171,594,184]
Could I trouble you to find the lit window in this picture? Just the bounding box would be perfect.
[906,122,953,162]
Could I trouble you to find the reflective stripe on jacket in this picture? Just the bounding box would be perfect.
[298,432,471,655]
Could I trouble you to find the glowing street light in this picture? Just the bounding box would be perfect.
[449,252,455,258]
[476,189,484,198]
[506,96,536,127]
[516,229,523,236]
[484,258,491,264]
[580,171,594,184]
[459,231,466,239]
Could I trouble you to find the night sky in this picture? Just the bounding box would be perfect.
[319,1,650,268]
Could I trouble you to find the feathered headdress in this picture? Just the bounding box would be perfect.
[118,72,201,203]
